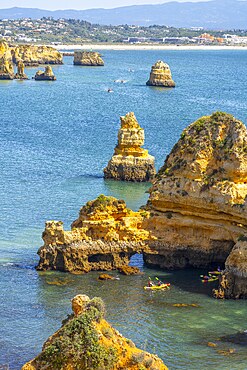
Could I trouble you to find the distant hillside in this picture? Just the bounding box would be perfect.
[1,0,247,29]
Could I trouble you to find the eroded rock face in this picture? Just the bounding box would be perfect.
[214,240,247,299]
[22,296,168,370]
[143,112,247,270]
[146,60,175,87]
[34,65,56,81]
[0,55,14,79]
[74,51,104,66]
[14,60,28,80]
[104,112,156,181]
[37,195,151,273]
[12,44,63,66]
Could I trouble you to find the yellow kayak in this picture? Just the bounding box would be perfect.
[144,284,170,290]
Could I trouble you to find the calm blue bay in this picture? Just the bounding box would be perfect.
[0,50,247,369]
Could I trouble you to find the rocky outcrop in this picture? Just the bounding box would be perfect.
[74,51,104,66]
[146,60,175,87]
[0,55,14,79]
[22,295,167,370]
[34,65,56,81]
[0,40,63,67]
[14,60,28,80]
[104,112,156,182]
[143,112,247,270]
[12,44,63,66]
[214,240,247,299]
[37,195,151,273]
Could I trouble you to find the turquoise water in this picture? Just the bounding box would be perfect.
[1,51,247,369]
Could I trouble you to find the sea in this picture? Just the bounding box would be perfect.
[0,50,247,370]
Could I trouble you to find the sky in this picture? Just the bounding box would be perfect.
[0,0,209,11]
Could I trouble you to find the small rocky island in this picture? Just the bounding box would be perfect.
[34,65,56,81]
[146,60,175,87]
[104,112,156,181]
[22,295,167,370]
[14,60,28,80]
[73,51,104,66]
[37,195,152,274]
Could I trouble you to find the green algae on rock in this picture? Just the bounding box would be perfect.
[22,295,168,370]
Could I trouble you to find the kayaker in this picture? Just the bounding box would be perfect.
[148,278,154,287]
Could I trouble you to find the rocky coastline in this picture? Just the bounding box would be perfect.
[37,112,247,299]
[0,41,63,66]
[104,112,156,182]
[22,295,167,370]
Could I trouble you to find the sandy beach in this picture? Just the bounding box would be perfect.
[54,43,247,51]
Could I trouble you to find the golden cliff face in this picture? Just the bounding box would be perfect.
[37,195,151,273]
[34,65,56,81]
[214,239,247,299]
[0,40,63,66]
[104,112,156,181]
[22,295,167,370]
[146,60,175,87]
[12,44,63,65]
[144,112,247,269]
[73,51,104,66]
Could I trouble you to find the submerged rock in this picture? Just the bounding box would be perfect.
[104,112,156,182]
[37,195,152,274]
[14,60,28,80]
[118,266,143,275]
[143,112,247,273]
[73,51,104,66]
[22,295,168,370]
[34,65,56,81]
[146,60,175,87]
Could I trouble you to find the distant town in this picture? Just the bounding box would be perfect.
[1,17,247,45]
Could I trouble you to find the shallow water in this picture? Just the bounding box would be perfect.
[1,51,247,369]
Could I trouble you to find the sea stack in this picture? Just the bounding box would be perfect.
[34,65,56,81]
[22,295,168,370]
[143,112,247,275]
[104,112,156,182]
[73,51,104,66]
[146,60,175,87]
[0,56,14,80]
[14,60,28,80]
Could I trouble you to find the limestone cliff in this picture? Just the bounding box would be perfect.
[37,195,151,273]
[143,112,247,269]
[104,112,156,182]
[34,65,56,81]
[74,51,104,66]
[0,41,63,66]
[22,295,167,370]
[146,60,175,87]
[0,55,14,79]
[214,240,247,299]
[12,44,63,66]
